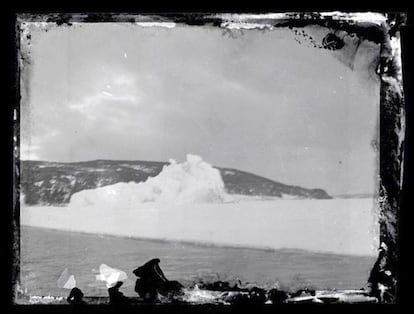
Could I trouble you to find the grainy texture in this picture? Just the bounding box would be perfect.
[14,12,406,304]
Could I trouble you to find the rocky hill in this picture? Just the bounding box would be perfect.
[20,160,331,205]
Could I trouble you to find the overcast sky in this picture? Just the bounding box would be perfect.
[20,23,380,195]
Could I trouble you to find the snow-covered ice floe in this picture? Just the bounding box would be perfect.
[21,198,379,256]
[21,155,379,256]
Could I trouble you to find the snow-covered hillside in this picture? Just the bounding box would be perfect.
[20,155,331,205]
[71,155,234,206]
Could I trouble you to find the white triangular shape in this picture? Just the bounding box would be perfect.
[63,275,76,289]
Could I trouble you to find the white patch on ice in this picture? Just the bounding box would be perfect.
[63,275,76,289]
[70,154,234,206]
[34,181,44,187]
[95,264,128,288]
[57,268,76,289]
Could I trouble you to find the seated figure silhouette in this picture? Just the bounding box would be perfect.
[66,287,86,305]
[108,281,131,305]
[133,258,183,302]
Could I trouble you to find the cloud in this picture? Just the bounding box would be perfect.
[20,23,380,194]
[101,91,113,97]
[112,74,136,87]
[69,93,138,116]
[20,143,41,160]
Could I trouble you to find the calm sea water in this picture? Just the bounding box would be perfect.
[19,226,376,298]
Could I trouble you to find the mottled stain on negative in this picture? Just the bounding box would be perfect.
[13,12,406,304]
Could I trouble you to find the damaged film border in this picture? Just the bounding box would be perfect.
[13,11,407,304]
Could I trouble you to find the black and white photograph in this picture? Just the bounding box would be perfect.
[13,12,406,305]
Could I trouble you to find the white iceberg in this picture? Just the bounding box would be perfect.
[70,154,234,206]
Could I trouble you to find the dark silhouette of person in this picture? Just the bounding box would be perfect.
[66,287,86,305]
[108,281,131,306]
[133,258,183,302]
